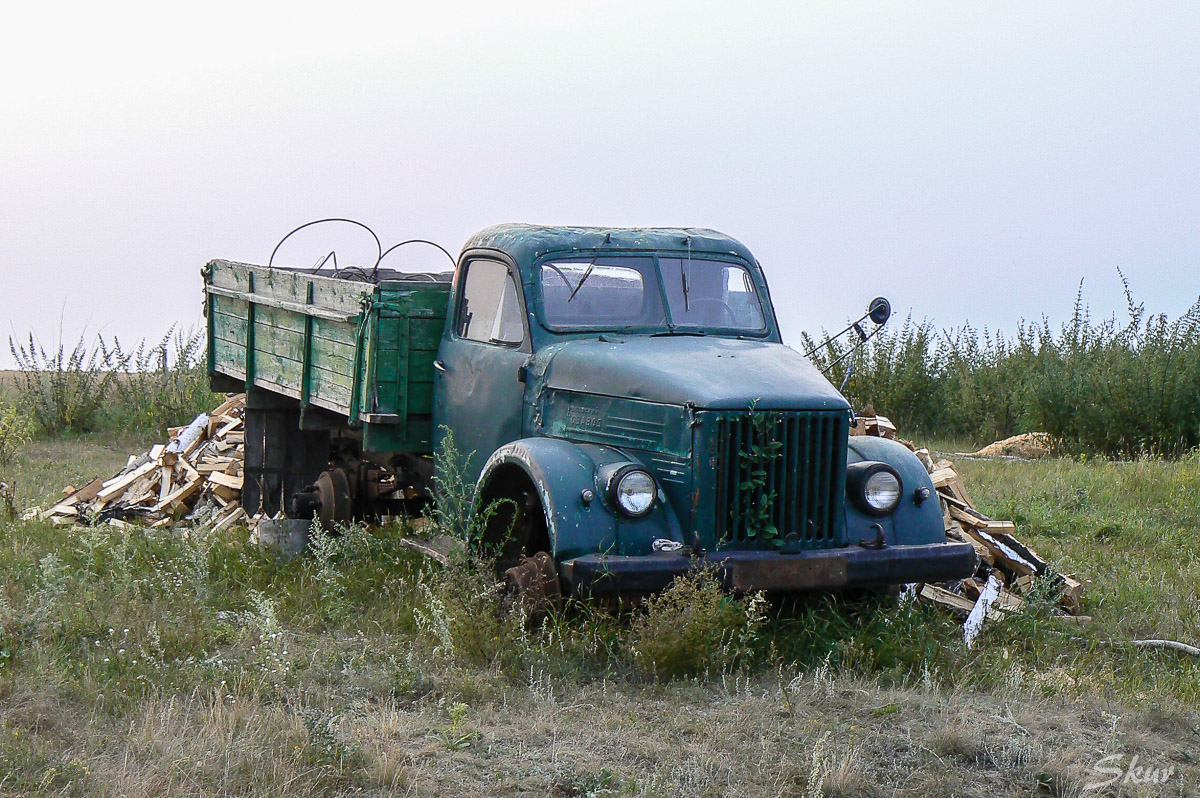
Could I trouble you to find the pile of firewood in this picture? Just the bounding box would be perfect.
[33,394,250,532]
[853,408,1085,643]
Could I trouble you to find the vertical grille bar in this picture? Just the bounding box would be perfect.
[804,414,818,543]
[724,412,734,537]
[816,415,832,543]
[739,412,748,532]
[784,415,799,536]
[828,414,847,543]
[767,416,781,532]
[714,416,729,543]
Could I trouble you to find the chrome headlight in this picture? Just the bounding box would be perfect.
[847,462,903,515]
[609,465,657,517]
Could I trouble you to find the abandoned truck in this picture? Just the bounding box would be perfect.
[204,224,976,600]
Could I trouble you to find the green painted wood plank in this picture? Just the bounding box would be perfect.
[255,304,308,334]
[310,369,353,410]
[252,323,307,364]
[214,316,248,346]
[409,382,433,414]
[407,359,435,383]
[209,261,252,293]
[310,337,357,375]
[212,294,249,317]
[374,380,434,414]
[311,317,358,347]
[241,263,373,315]
[377,316,402,350]
[252,378,301,401]
[213,338,248,372]
[308,394,349,415]
[309,363,355,390]
[363,416,436,453]
[253,350,303,387]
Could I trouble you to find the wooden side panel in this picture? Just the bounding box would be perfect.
[205,260,450,453]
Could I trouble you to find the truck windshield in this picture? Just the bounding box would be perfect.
[539,256,766,332]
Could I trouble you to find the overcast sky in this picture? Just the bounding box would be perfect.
[2,1,1197,367]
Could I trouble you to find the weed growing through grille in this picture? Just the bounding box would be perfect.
[736,404,786,545]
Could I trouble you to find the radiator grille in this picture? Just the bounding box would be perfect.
[713,411,848,549]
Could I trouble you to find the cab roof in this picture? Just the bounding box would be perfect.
[461,224,759,270]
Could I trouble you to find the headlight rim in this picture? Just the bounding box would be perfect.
[846,461,903,516]
[607,463,657,518]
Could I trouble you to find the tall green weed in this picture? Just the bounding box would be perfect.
[0,400,33,465]
[8,327,219,437]
[100,326,220,434]
[9,332,123,433]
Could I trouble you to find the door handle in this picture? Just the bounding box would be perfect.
[433,360,448,373]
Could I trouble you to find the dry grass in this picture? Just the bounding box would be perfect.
[2,674,1194,796]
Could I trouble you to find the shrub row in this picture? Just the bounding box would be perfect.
[802,276,1200,456]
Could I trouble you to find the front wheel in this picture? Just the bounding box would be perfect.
[476,467,560,618]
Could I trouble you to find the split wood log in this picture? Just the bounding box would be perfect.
[918,584,976,614]
[164,413,208,456]
[47,476,104,515]
[207,472,244,491]
[95,461,160,505]
[398,534,462,566]
[963,573,1005,648]
[153,476,204,513]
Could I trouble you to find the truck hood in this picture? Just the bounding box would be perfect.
[531,336,850,411]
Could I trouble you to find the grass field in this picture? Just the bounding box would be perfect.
[1,434,1197,796]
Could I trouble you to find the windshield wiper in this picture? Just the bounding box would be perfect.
[567,233,611,303]
[650,329,706,337]
[567,262,595,303]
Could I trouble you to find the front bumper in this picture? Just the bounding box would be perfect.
[559,541,978,596]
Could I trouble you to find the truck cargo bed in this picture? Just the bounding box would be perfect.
[204,260,450,453]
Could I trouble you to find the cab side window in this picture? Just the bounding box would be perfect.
[457,260,525,346]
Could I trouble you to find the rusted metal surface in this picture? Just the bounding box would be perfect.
[722,554,848,592]
[503,551,563,618]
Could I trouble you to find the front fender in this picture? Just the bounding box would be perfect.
[845,436,945,547]
[478,438,684,562]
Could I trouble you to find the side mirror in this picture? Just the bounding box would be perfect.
[867,296,891,326]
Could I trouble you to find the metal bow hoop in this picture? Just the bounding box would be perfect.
[267,218,384,274]
[372,239,457,280]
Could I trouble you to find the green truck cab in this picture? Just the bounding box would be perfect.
[205,224,976,598]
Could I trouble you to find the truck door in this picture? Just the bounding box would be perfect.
[434,257,530,484]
